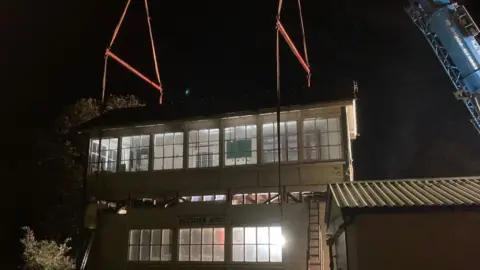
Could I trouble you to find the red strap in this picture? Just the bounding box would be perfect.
[106,50,163,94]
[277,20,311,75]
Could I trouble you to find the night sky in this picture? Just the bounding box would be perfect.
[3,0,480,266]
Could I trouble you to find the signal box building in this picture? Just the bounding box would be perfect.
[80,95,358,270]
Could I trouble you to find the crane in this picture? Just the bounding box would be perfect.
[405,0,480,134]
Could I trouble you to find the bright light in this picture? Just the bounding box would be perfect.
[274,235,286,247]
[117,207,127,215]
[270,227,286,247]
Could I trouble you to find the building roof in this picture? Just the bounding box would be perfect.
[78,81,355,131]
[328,177,480,208]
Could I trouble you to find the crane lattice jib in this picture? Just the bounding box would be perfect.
[405,0,480,134]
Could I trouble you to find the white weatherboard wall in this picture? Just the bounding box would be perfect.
[91,203,311,270]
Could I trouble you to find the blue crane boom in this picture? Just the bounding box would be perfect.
[405,0,480,133]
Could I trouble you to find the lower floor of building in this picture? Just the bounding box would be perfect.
[85,199,329,270]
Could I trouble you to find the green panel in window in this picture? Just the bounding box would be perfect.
[226,139,252,159]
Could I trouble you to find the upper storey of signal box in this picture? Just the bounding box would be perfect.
[80,88,358,200]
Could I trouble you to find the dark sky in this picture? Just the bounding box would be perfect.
[4,0,480,176]
[3,0,480,267]
[4,0,480,181]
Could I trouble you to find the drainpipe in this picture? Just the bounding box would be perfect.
[326,214,355,270]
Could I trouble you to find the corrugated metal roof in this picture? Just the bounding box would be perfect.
[328,177,480,208]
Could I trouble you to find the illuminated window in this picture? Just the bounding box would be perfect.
[303,118,342,161]
[178,228,225,262]
[180,194,227,203]
[224,125,257,166]
[88,138,118,174]
[188,129,219,168]
[232,226,282,262]
[231,193,280,205]
[128,229,172,262]
[120,135,150,172]
[262,121,298,163]
[154,132,184,170]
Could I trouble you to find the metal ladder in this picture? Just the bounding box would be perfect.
[80,231,95,270]
[308,199,322,270]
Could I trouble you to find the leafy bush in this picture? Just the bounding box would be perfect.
[21,227,74,270]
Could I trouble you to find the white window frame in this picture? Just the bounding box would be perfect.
[128,229,172,262]
[188,129,220,168]
[178,227,225,262]
[88,138,118,174]
[303,117,342,161]
[224,124,258,166]
[231,226,283,263]
[120,135,150,172]
[262,121,298,163]
[153,132,184,170]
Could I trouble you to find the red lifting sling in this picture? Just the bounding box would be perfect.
[102,0,164,104]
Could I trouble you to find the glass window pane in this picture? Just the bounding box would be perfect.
[270,227,282,244]
[214,228,225,244]
[191,228,201,244]
[203,195,214,202]
[245,244,256,262]
[140,230,151,245]
[202,245,213,261]
[257,227,269,244]
[128,245,139,261]
[257,245,269,262]
[329,132,341,145]
[129,230,140,245]
[175,133,184,144]
[233,245,244,262]
[304,119,315,133]
[179,229,190,244]
[162,229,171,245]
[213,245,224,261]
[202,228,213,244]
[328,118,340,131]
[245,227,256,244]
[329,145,342,160]
[141,135,150,147]
[215,195,226,201]
[257,193,269,204]
[190,245,201,261]
[179,245,189,261]
[244,194,256,204]
[139,246,150,261]
[232,194,244,205]
[151,229,161,245]
[161,246,172,261]
[154,134,164,145]
[150,246,160,261]
[270,245,282,262]
[233,227,244,244]
[316,119,328,132]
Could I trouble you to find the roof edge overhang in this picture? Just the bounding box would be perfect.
[78,98,355,134]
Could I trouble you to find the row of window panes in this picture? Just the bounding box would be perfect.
[128,227,282,263]
[179,195,227,203]
[89,118,341,173]
[232,193,280,205]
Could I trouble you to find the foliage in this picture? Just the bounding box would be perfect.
[26,94,144,259]
[56,94,145,136]
[21,227,74,270]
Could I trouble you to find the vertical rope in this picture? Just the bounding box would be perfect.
[109,0,132,49]
[297,0,309,66]
[101,55,109,104]
[277,0,283,17]
[297,0,311,86]
[276,0,283,220]
[144,0,163,104]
